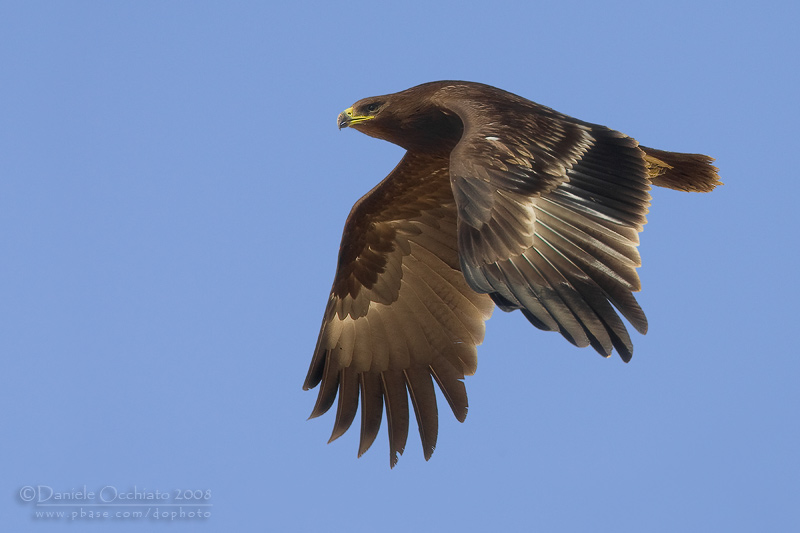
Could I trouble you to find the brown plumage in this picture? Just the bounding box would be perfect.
[304,81,721,467]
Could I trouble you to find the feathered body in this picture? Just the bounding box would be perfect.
[305,81,721,466]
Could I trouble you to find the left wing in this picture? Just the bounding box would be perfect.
[304,152,494,466]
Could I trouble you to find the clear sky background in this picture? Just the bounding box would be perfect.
[2,1,798,531]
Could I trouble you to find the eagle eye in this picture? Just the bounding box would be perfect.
[365,102,381,113]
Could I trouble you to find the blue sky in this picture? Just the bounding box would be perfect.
[2,1,798,531]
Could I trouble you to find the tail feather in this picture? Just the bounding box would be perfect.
[640,145,722,193]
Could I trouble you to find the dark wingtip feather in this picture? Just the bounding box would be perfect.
[358,372,383,457]
[328,368,359,443]
[404,368,439,461]
[307,352,339,419]
[429,360,469,423]
[382,371,409,468]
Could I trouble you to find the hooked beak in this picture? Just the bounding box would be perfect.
[337,107,375,130]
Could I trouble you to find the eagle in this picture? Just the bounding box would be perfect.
[304,81,720,467]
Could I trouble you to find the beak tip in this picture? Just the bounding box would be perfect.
[338,107,356,130]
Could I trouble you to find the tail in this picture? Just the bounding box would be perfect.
[640,145,722,193]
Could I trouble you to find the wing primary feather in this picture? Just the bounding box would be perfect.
[539,219,648,333]
[358,372,383,457]
[404,367,439,461]
[381,370,410,468]
[496,257,559,332]
[308,350,340,419]
[304,298,338,391]
[520,249,589,347]
[532,234,615,355]
[429,360,469,422]
[329,367,359,443]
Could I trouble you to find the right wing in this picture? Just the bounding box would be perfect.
[434,86,651,361]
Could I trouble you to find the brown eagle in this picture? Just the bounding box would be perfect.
[304,81,720,467]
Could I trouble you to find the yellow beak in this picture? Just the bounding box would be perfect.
[337,107,375,129]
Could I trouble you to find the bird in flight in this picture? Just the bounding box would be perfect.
[304,81,721,467]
